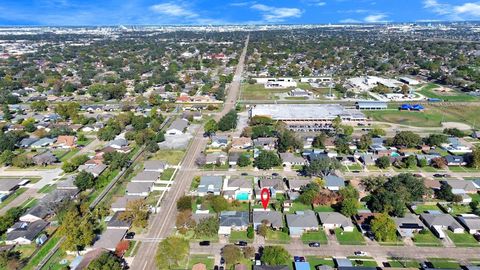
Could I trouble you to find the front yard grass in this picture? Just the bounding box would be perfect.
[388,258,420,268]
[306,257,335,269]
[186,254,215,270]
[427,258,461,269]
[229,230,253,243]
[446,231,479,247]
[265,229,290,244]
[0,188,27,209]
[334,228,365,245]
[151,150,185,165]
[412,231,443,247]
[301,230,328,244]
[160,168,176,180]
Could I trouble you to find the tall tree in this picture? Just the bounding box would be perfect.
[261,246,290,266]
[156,236,189,269]
[371,213,397,242]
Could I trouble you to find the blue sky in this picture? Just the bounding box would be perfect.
[1,0,480,25]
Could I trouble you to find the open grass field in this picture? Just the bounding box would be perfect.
[365,104,480,127]
[418,83,479,102]
[240,83,288,100]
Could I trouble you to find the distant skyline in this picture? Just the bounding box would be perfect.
[1,0,480,26]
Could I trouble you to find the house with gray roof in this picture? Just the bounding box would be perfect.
[393,213,425,238]
[30,137,55,148]
[457,214,480,234]
[211,135,229,148]
[280,152,306,167]
[131,171,160,183]
[18,137,39,148]
[93,228,127,251]
[442,180,477,194]
[253,137,277,151]
[287,178,311,191]
[111,195,145,212]
[20,204,53,223]
[106,211,132,229]
[192,213,215,223]
[253,266,289,270]
[56,176,78,190]
[420,213,464,238]
[205,151,228,165]
[318,212,354,232]
[143,160,167,172]
[325,175,345,191]
[253,210,283,230]
[223,176,253,201]
[197,176,223,197]
[218,211,249,235]
[126,182,153,196]
[6,220,49,245]
[286,210,319,236]
[0,179,23,195]
[107,138,128,149]
[33,151,57,166]
[166,119,188,135]
[78,164,108,178]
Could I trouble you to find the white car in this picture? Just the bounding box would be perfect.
[354,251,368,257]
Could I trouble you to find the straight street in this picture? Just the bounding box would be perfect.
[130,35,249,270]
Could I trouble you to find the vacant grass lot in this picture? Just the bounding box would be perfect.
[335,228,365,245]
[151,150,185,165]
[301,230,328,244]
[240,83,288,100]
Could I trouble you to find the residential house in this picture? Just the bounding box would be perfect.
[280,153,306,167]
[166,119,188,135]
[443,180,477,194]
[143,160,167,173]
[0,179,23,195]
[93,228,128,251]
[110,195,145,212]
[286,210,319,236]
[325,175,345,191]
[420,213,465,238]
[231,137,252,150]
[393,213,425,238]
[218,211,249,235]
[205,151,228,165]
[20,204,52,223]
[253,210,283,230]
[287,178,311,192]
[18,137,38,148]
[32,151,57,166]
[318,212,354,232]
[78,164,108,178]
[211,135,229,148]
[359,154,375,166]
[228,152,242,166]
[223,176,253,201]
[257,177,286,199]
[253,137,277,151]
[197,176,223,197]
[445,155,467,166]
[131,171,160,183]
[6,220,49,245]
[106,211,132,230]
[442,137,472,154]
[56,135,76,148]
[457,214,480,234]
[125,182,153,196]
[30,137,55,148]
[354,213,377,235]
[107,138,128,149]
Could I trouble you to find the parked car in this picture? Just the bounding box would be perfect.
[308,242,320,247]
[354,251,368,257]
[235,241,248,246]
[125,232,135,239]
[272,173,279,176]
[219,267,224,270]
[241,173,248,176]
[214,266,219,270]
[294,256,306,262]
[199,241,210,246]
[220,258,225,264]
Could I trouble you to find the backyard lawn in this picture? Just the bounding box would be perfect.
[446,231,479,247]
[334,228,365,245]
[301,230,328,244]
[287,202,312,213]
[411,204,443,214]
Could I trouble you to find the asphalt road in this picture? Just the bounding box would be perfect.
[130,35,249,270]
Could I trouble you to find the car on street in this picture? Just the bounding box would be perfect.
[294,256,306,262]
[125,232,135,239]
[199,241,210,246]
[308,242,320,247]
[214,266,219,270]
[272,173,279,176]
[220,257,225,264]
[354,251,368,256]
[241,173,248,176]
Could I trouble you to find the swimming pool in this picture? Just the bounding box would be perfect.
[236,192,250,201]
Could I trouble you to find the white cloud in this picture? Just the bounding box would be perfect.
[251,4,303,22]
[150,3,198,18]
[364,14,388,23]
[230,1,256,7]
[315,2,327,6]
[340,18,361,23]
[423,0,480,20]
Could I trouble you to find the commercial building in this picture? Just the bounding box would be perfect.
[249,104,367,132]
[355,101,388,110]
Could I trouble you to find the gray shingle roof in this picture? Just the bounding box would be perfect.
[253,211,283,228]
[286,210,318,228]
[219,211,249,227]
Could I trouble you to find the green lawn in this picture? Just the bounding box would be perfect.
[265,229,290,244]
[229,230,253,243]
[151,150,185,165]
[351,259,378,267]
[306,257,335,269]
[313,205,334,212]
[186,254,215,270]
[413,231,443,247]
[38,184,57,194]
[23,236,61,270]
[0,188,27,209]
[38,248,67,270]
[446,231,479,247]
[412,204,443,214]
[125,240,139,257]
[20,198,38,209]
[301,230,328,244]
[418,83,478,102]
[287,202,312,213]
[160,168,176,180]
[335,228,365,245]
[388,258,421,268]
[427,258,461,269]
[240,83,288,100]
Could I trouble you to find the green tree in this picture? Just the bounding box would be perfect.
[424,134,448,147]
[261,246,290,265]
[146,140,159,153]
[312,133,326,148]
[237,154,251,167]
[247,225,254,239]
[371,213,397,242]
[0,250,21,270]
[204,119,218,134]
[119,199,149,228]
[223,245,243,265]
[86,252,122,270]
[340,198,359,217]
[375,156,390,169]
[392,131,421,148]
[303,158,341,177]
[2,104,11,121]
[156,236,189,270]
[277,129,302,153]
[30,100,48,112]
[254,151,281,170]
[369,127,386,137]
[194,217,219,238]
[358,134,372,150]
[177,196,193,211]
[0,150,14,166]
[58,206,96,251]
[218,110,238,131]
[258,223,268,237]
[210,195,229,213]
[470,146,480,169]
[74,171,95,191]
